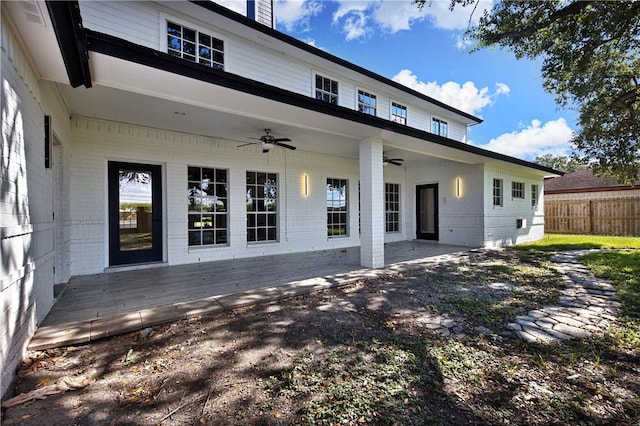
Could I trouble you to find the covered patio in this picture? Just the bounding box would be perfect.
[30,241,471,350]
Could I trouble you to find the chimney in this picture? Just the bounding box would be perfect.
[247,0,274,28]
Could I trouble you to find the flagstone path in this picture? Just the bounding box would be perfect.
[509,250,621,344]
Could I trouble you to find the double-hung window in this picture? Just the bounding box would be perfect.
[385,183,400,232]
[327,178,348,237]
[432,118,448,137]
[316,75,338,104]
[167,21,224,70]
[531,184,539,208]
[357,90,377,116]
[246,172,278,242]
[512,181,525,199]
[391,102,407,125]
[188,167,228,246]
[492,178,503,207]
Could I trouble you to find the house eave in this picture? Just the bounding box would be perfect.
[187,0,482,126]
[84,29,558,175]
[45,0,91,88]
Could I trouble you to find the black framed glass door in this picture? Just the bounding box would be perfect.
[416,183,438,240]
[108,162,162,265]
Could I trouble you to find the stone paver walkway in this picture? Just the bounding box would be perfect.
[509,250,621,344]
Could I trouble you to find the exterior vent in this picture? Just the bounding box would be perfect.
[247,0,274,28]
[516,218,526,229]
[21,1,45,25]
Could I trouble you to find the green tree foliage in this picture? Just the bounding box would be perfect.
[414,1,640,183]
[533,154,586,174]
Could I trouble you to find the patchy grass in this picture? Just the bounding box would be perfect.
[515,233,640,252]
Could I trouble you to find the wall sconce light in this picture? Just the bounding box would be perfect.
[455,177,462,198]
[302,173,309,197]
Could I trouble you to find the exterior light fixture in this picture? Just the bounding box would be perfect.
[456,177,462,198]
[302,173,309,197]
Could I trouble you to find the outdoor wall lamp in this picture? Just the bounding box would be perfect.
[302,173,309,197]
[455,177,463,198]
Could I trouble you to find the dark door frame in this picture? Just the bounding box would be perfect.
[416,183,439,241]
[108,161,163,266]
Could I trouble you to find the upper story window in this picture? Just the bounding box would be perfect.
[391,102,407,125]
[512,181,525,199]
[167,21,224,70]
[316,75,338,104]
[432,118,448,137]
[357,90,377,116]
[493,178,503,207]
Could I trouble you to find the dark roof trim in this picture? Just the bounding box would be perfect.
[45,1,91,88]
[545,186,639,195]
[86,30,558,175]
[189,0,482,125]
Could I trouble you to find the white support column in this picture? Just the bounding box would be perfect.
[359,137,384,268]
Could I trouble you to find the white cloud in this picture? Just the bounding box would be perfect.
[392,69,508,116]
[477,118,574,160]
[420,0,492,30]
[275,0,324,32]
[327,0,493,41]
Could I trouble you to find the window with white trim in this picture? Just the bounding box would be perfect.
[357,90,377,116]
[493,178,503,207]
[327,178,348,237]
[315,75,338,104]
[531,184,539,208]
[385,183,400,233]
[188,166,228,246]
[246,171,278,242]
[432,118,448,137]
[391,102,407,125]
[167,21,224,70]
[512,181,525,199]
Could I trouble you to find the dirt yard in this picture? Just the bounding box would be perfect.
[2,249,638,425]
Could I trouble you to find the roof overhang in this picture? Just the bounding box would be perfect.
[60,29,555,175]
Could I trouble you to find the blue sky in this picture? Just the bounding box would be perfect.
[217,0,578,162]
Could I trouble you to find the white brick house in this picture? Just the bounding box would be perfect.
[0,0,559,396]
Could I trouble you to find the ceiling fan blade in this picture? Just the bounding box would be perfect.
[237,142,256,147]
[275,142,296,150]
[272,137,292,142]
[389,160,404,165]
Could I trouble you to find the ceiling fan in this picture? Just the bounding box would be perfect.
[238,129,296,153]
[383,155,404,166]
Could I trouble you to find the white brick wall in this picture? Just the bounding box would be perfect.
[483,165,545,247]
[1,13,71,397]
[406,160,486,247]
[69,117,365,275]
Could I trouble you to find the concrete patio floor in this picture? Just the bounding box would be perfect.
[29,241,472,350]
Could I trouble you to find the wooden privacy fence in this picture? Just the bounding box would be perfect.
[545,199,640,236]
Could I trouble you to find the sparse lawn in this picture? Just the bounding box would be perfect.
[2,236,639,425]
[515,233,640,252]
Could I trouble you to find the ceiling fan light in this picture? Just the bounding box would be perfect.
[261,142,274,153]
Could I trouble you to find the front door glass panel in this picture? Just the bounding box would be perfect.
[119,170,153,251]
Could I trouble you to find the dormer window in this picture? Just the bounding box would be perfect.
[432,118,448,137]
[357,90,377,116]
[167,21,224,70]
